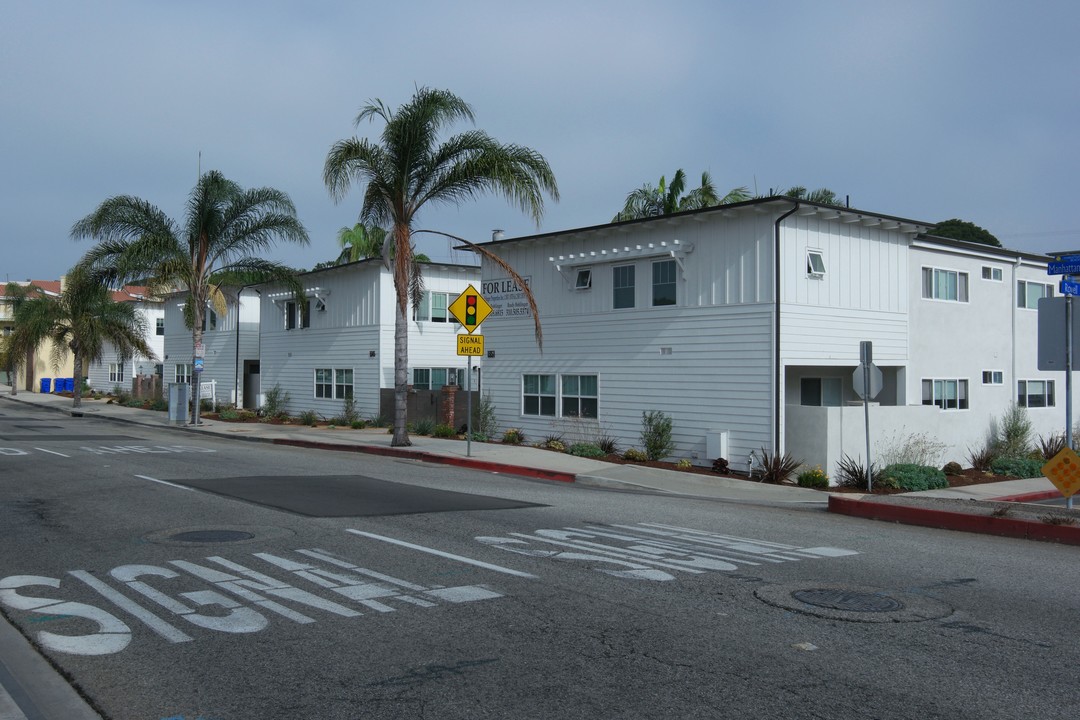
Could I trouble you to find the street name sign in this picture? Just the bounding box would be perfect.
[1061,279,1080,296]
[448,284,492,333]
[1048,260,1080,275]
[457,334,485,356]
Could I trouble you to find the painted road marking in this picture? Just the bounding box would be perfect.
[0,445,217,458]
[32,447,69,457]
[476,523,858,581]
[0,548,505,657]
[346,530,538,579]
[134,475,195,492]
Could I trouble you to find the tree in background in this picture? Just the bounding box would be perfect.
[775,186,844,205]
[1,281,38,395]
[72,170,309,421]
[6,267,153,408]
[614,169,749,221]
[930,218,1001,248]
[335,222,430,265]
[324,86,558,446]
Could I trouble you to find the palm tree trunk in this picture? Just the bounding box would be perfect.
[191,323,203,425]
[72,352,83,408]
[392,299,411,446]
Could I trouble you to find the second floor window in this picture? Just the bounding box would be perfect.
[922,267,968,302]
[156,318,165,335]
[414,291,458,323]
[613,265,635,309]
[652,260,677,306]
[1017,281,1053,309]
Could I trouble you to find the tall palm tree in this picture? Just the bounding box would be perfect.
[7,267,154,408]
[614,169,749,221]
[775,186,843,205]
[1,281,38,395]
[324,87,558,446]
[72,170,309,421]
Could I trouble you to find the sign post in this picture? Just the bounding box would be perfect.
[1047,254,1080,509]
[449,285,492,457]
[853,341,882,491]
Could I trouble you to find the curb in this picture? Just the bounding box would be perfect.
[828,495,1080,546]
[990,489,1063,503]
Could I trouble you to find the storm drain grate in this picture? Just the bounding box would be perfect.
[791,588,903,613]
[167,529,255,543]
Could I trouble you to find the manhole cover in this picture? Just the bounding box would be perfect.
[754,582,953,623]
[791,588,903,613]
[167,529,256,543]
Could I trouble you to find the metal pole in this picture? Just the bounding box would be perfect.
[1067,293,1074,510]
[466,355,473,458]
[864,370,872,493]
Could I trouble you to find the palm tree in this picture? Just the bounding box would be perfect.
[335,223,430,265]
[775,186,843,205]
[1,281,38,395]
[72,170,309,421]
[7,268,154,409]
[614,169,749,221]
[324,86,558,446]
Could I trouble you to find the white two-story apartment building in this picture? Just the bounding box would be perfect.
[470,197,1065,475]
[85,286,164,393]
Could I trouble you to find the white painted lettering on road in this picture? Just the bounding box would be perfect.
[0,575,132,656]
[346,529,539,579]
[0,448,29,456]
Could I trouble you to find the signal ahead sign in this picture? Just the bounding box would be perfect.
[448,284,491,333]
[457,334,485,356]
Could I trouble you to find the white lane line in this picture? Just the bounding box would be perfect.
[346,530,537,579]
[32,448,69,457]
[68,571,193,644]
[133,475,193,491]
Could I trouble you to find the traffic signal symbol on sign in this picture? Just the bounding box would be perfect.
[448,284,491,333]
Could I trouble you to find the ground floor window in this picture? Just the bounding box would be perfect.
[315,368,353,399]
[175,364,191,384]
[800,377,842,406]
[109,363,124,383]
[522,373,598,417]
[921,378,968,410]
[1018,379,1054,408]
[411,368,465,391]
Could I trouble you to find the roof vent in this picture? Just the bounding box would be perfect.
[492,229,505,241]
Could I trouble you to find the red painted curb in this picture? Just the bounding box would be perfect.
[990,489,1063,503]
[271,438,577,483]
[828,495,1080,546]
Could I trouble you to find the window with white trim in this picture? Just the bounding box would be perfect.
[921,378,968,410]
[652,259,676,306]
[921,267,969,302]
[561,374,598,418]
[411,367,464,390]
[1017,280,1053,309]
[413,291,459,323]
[575,269,592,290]
[1018,379,1055,408]
[982,370,1003,385]
[522,374,556,416]
[200,308,217,332]
[156,317,165,336]
[806,249,826,277]
[801,377,842,406]
[981,266,1003,281]
[175,364,191,384]
[109,363,124,383]
[315,368,353,399]
[613,265,635,309]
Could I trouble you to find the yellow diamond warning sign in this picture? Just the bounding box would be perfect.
[448,284,491,334]
[1042,447,1080,498]
[457,334,485,356]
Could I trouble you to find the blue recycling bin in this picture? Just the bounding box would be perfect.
[64,377,74,393]
[40,378,51,393]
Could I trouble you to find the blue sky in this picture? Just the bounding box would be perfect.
[3,1,1079,281]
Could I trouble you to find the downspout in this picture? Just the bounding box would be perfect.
[774,201,800,452]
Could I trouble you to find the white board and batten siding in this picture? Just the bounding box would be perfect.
[86,300,165,392]
[480,207,779,467]
[258,261,481,418]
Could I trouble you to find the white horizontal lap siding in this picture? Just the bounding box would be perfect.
[482,304,774,461]
[259,326,379,418]
[780,306,908,363]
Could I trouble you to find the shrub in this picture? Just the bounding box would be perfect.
[368,414,389,428]
[966,442,997,472]
[411,418,435,436]
[502,428,526,445]
[473,394,499,440]
[879,463,948,491]
[219,406,241,421]
[1037,433,1067,461]
[758,448,802,484]
[262,385,290,420]
[994,403,1032,457]
[468,432,490,443]
[569,442,605,458]
[834,454,881,490]
[432,423,456,438]
[711,457,730,474]
[594,434,619,455]
[877,430,947,468]
[199,398,215,412]
[124,398,145,408]
[237,410,257,421]
[149,398,169,412]
[797,465,829,489]
[350,420,366,429]
[542,439,566,452]
[640,410,675,461]
[623,448,648,462]
[542,432,565,447]
[676,459,693,470]
[990,456,1045,479]
[340,397,359,425]
[299,409,319,427]
[941,461,963,475]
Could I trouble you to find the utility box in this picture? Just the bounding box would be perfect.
[168,383,189,425]
[706,429,730,462]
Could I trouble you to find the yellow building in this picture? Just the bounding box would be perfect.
[1,279,75,392]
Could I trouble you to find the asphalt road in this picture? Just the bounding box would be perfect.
[1,404,1078,720]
